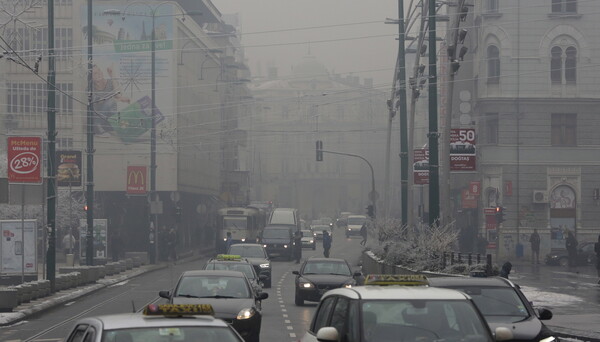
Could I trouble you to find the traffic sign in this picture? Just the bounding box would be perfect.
[7,136,42,184]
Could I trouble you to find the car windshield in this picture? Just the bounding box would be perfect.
[205,263,255,280]
[301,230,312,237]
[262,228,290,238]
[312,226,329,232]
[175,275,250,299]
[269,211,295,225]
[102,326,241,342]
[228,245,266,258]
[223,217,247,229]
[347,217,366,225]
[361,300,491,342]
[302,261,351,275]
[450,286,529,319]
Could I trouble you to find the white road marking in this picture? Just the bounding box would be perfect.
[108,280,129,287]
[282,308,287,312]
[64,301,76,306]
[285,319,291,323]
[283,314,288,318]
[290,333,296,338]
[287,326,293,330]
[280,304,285,307]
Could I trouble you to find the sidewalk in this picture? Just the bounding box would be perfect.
[0,248,212,327]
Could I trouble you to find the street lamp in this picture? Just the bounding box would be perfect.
[103,3,201,264]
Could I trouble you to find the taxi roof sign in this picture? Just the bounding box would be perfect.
[364,274,429,286]
[143,304,214,316]
[216,254,242,261]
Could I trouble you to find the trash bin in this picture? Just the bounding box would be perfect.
[66,254,74,266]
[516,243,524,258]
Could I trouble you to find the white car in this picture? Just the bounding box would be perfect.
[345,215,367,237]
[300,274,513,342]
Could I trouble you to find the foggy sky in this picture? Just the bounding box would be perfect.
[212,0,399,88]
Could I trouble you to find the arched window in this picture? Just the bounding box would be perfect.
[550,46,563,84]
[551,45,577,85]
[565,46,577,84]
[487,45,500,84]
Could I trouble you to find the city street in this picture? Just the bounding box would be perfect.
[0,227,364,342]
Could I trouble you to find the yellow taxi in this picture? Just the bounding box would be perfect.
[63,304,244,342]
[300,274,514,342]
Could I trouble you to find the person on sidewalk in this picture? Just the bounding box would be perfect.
[499,261,512,279]
[594,234,600,284]
[293,230,303,264]
[322,230,332,258]
[566,230,578,268]
[530,229,541,264]
[62,229,76,257]
[167,227,178,262]
[360,223,368,246]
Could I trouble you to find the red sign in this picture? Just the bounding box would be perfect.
[470,181,481,196]
[126,166,147,195]
[484,208,497,230]
[504,181,513,196]
[7,136,42,184]
[413,149,429,185]
[450,128,476,172]
[461,189,478,209]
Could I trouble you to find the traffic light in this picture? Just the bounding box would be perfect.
[366,205,374,219]
[175,206,182,223]
[495,206,505,224]
[316,140,323,162]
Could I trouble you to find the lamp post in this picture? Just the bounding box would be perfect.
[103,3,201,264]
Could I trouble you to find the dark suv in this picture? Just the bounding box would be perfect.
[260,225,295,261]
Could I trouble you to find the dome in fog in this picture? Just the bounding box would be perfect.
[292,55,329,78]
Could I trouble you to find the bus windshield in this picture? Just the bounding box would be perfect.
[224,217,248,229]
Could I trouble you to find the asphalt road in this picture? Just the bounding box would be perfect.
[0,226,364,342]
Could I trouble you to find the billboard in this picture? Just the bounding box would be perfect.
[82,5,175,145]
[450,128,476,171]
[7,137,42,184]
[0,220,37,274]
[127,165,147,195]
[79,219,108,260]
[56,150,82,187]
[413,149,429,185]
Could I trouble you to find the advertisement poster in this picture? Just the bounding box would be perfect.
[79,219,108,260]
[0,220,37,274]
[126,165,147,195]
[82,5,174,145]
[7,136,42,184]
[413,148,429,185]
[56,150,82,187]
[450,128,476,172]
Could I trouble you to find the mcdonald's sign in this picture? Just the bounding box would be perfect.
[127,166,147,195]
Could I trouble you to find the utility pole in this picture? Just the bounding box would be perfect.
[46,0,57,292]
[397,0,409,227]
[427,0,440,226]
[85,0,95,266]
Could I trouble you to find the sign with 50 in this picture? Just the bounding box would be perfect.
[7,137,42,184]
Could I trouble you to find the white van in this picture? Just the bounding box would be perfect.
[345,214,368,238]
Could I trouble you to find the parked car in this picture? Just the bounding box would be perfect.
[545,241,598,266]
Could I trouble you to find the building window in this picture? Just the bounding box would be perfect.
[488,0,499,12]
[6,82,73,128]
[551,46,563,84]
[551,113,576,146]
[487,45,500,84]
[551,45,577,85]
[483,113,499,144]
[552,0,577,13]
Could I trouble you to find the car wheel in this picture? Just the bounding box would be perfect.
[295,291,304,306]
[558,257,569,267]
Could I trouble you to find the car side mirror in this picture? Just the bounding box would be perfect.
[259,274,268,281]
[159,290,170,299]
[494,327,513,341]
[257,292,269,300]
[292,270,300,275]
[537,307,553,320]
[353,271,362,277]
[316,327,339,342]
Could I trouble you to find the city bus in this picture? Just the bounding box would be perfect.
[216,207,266,252]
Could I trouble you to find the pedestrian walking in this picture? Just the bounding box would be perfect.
[530,229,541,264]
[566,230,578,268]
[62,229,76,257]
[594,234,600,284]
[499,261,512,279]
[293,231,303,263]
[322,230,332,258]
[167,227,178,261]
[360,223,368,246]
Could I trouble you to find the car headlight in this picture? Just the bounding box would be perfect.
[223,238,228,241]
[309,240,314,243]
[343,280,356,288]
[259,263,270,269]
[263,244,267,248]
[348,228,351,231]
[344,284,353,288]
[539,337,557,342]
[241,238,246,242]
[283,244,288,248]
[299,281,314,288]
[549,255,558,259]
[236,307,256,320]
